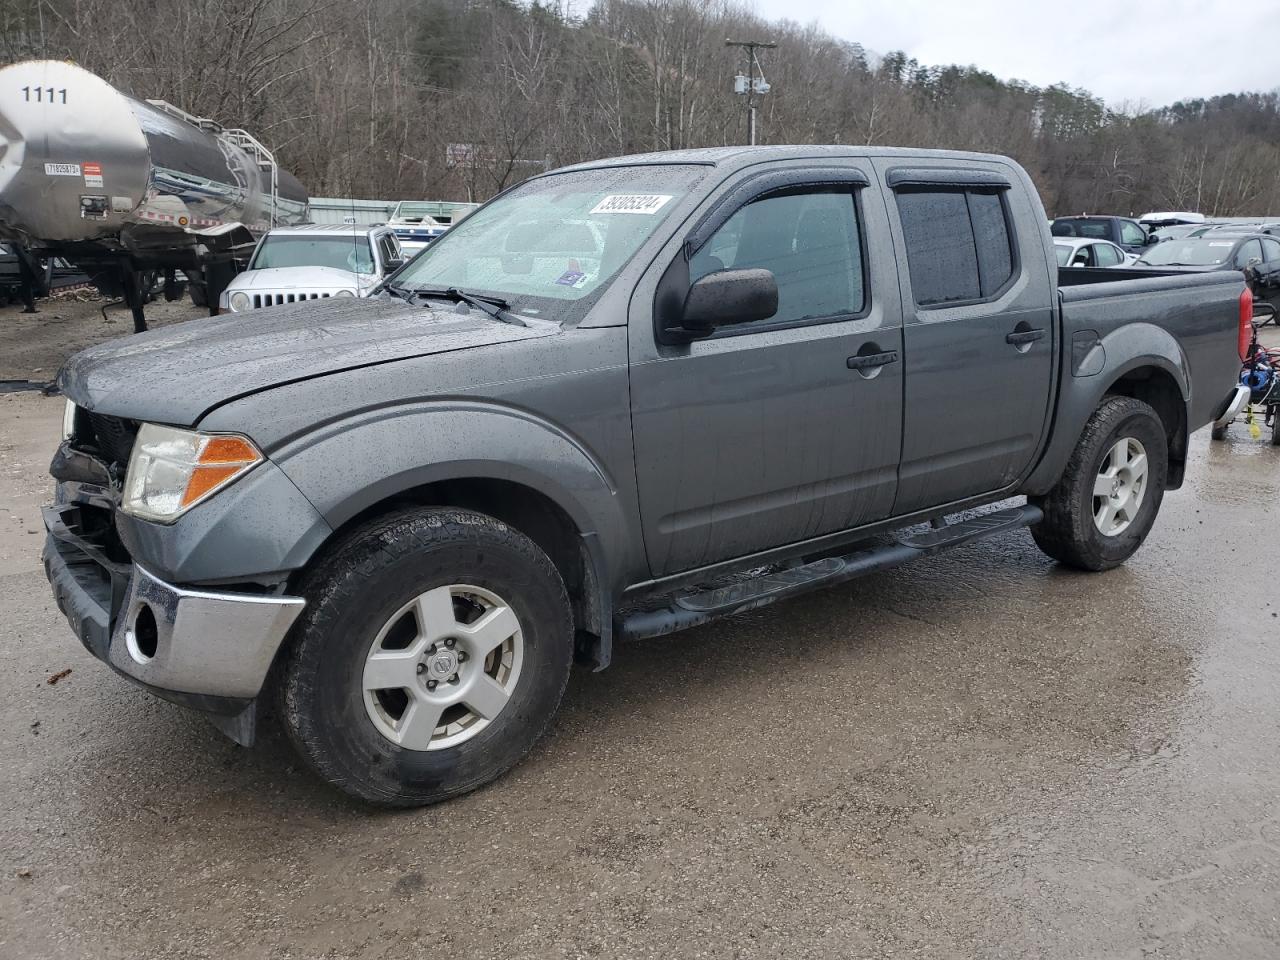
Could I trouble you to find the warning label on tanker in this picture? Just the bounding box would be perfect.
[43,163,80,177]
[590,194,673,215]
[82,162,103,188]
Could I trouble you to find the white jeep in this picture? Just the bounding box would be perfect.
[220,224,405,312]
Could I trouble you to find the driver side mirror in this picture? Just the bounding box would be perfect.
[1144,233,1160,245]
[384,256,405,272]
[678,268,778,335]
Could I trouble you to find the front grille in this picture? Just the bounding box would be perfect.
[81,412,139,467]
[251,291,334,308]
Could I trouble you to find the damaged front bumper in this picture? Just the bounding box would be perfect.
[42,502,305,744]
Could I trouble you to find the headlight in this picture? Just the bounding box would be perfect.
[62,399,77,441]
[228,291,251,312]
[334,289,356,298]
[122,424,263,523]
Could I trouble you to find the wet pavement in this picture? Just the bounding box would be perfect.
[1,389,1278,959]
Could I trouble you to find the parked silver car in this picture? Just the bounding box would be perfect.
[1054,237,1137,268]
[219,224,405,312]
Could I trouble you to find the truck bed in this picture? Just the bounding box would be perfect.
[1057,265,1195,286]
[1056,267,1243,440]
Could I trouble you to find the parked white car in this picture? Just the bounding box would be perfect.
[220,224,405,312]
[1054,237,1137,268]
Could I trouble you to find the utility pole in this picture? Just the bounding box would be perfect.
[726,38,776,146]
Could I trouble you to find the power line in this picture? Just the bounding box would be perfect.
[726,38,776,146]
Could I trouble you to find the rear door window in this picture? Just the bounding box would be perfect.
[1095,243,1124,266]
[896,187,1015,306]
[1261,238,1280,262]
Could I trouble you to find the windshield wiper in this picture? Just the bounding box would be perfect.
[381,282,416,303]
[415,287,527,327]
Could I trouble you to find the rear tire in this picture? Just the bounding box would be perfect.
[1030,397,1168,571]
[1271,413,1280,446]
[277,507,573,807]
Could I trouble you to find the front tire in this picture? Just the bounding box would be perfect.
[278,507,573,807]
[1030,397,1168,571]
[1211,421,1229,441]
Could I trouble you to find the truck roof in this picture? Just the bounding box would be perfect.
[558,144,1018,173]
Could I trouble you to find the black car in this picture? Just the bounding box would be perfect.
[1051,215,1155,255]
[1137,233,1280,311]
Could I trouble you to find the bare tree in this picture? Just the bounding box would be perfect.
[15,0,1280,213]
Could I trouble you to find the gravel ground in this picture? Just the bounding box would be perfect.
[0,296,203,383]
[0,324,1278,959]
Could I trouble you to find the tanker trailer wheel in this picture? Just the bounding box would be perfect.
[277,507,574,807]
[1030,397,1168,572]
[162,270,186,302]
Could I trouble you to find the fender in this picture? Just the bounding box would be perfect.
[1023,322,1191,495]
[269,398,638,662]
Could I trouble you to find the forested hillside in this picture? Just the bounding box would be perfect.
[5,0,1280,214]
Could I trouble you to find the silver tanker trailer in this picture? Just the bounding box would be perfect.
[0,59,307,329]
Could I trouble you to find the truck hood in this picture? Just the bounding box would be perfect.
[60,296,553,425]
[229,266,373,291]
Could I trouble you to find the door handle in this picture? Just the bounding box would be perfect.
[1006,328,1045,346]
[847,350,899,370]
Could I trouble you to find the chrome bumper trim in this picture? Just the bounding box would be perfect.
[106,565,305,699]
[1214,384,1251,427]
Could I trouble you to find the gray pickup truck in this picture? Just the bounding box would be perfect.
[44,146,1251,806]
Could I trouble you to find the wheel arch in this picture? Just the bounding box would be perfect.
[301,475,614,669]
[1024,323,1192,495]
[1101,363,1188,488]
[271,402,632,670]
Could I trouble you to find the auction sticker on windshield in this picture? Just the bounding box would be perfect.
[555,269,587,287]
[591,194,673,215]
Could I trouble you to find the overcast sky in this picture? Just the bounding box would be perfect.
[747,0,1274,109]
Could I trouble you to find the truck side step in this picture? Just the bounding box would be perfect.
[617,503,1042,641]
[893,505,1038,550]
